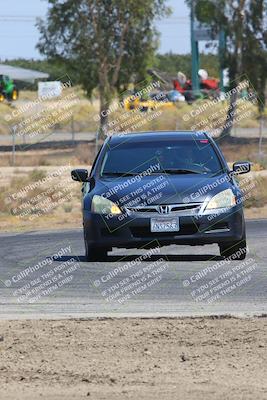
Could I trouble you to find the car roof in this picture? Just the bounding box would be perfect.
[108,131,208,145]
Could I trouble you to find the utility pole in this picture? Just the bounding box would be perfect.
[11,125,16,166]
[190,0,199,93]
[236,0,245,83]
[219,30,226,92]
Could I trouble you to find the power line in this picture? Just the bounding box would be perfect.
[0,15,43,23]
[0,15,41,18]
[0,19,38,22]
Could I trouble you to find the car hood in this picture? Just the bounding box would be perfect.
[94,173,235,205]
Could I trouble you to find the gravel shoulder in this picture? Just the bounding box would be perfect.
[0,317,266,400]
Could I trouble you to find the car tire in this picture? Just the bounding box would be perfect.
[11,88,18,101]
[219,235,247,260]
[84,240,108,262]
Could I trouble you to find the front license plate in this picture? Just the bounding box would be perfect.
[150,217,180,233]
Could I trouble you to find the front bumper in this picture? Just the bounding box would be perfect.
[83,206,245,249]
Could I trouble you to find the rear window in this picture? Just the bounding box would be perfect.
[101,139,223,175]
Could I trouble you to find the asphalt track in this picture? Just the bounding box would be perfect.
[0,219,266,319]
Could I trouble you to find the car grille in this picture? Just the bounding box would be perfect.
[125,203,202,217]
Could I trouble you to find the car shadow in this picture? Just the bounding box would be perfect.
[53,254,224,263]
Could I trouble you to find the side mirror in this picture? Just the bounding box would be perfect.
[71,169,89,182]
[232,161,251,175]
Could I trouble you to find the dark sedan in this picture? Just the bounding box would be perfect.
[71,131,251,261]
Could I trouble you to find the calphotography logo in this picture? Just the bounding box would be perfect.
[96,158,179,232]
[2,242,81,304]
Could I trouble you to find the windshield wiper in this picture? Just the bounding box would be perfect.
[102,169,209,177]
[153,168,207,175]
[102,171,138,177]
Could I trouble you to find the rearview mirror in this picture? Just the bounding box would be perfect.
[71,169,89,182]
[232,161,251,175]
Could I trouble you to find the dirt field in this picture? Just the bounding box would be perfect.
[0,317,266,399]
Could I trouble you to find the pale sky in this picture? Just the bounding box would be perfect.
[157,0,191,54]
[0,0,191,60]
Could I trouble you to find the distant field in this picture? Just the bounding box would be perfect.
[0,88,265,136]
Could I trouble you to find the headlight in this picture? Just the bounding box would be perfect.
[91,195,121,215]
[205,189,236,210]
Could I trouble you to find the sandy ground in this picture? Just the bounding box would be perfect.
[0,317,266,399]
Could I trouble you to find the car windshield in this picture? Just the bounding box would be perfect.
[100,139,223,176]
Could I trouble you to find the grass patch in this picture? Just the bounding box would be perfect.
[241,176,267,209]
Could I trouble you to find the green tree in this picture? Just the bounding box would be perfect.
[187,0,267,137]
[155,52,219,78]
[37,0,169,138]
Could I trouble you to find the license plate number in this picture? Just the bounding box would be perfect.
[150,217,180,233]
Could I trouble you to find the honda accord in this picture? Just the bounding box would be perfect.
[71,131,250,261]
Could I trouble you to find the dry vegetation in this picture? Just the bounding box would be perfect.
[0,88,98,135]
[0,89,265,136]
[219,141,267,170]
[0,144,96,167]
[0,167,83,232]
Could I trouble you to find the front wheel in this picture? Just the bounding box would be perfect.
[219,236,247,260]
[84,239,108,262]
[11,89,18,101]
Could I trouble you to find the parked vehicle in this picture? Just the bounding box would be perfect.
[0,75,19,102]
[124,90,183,112]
